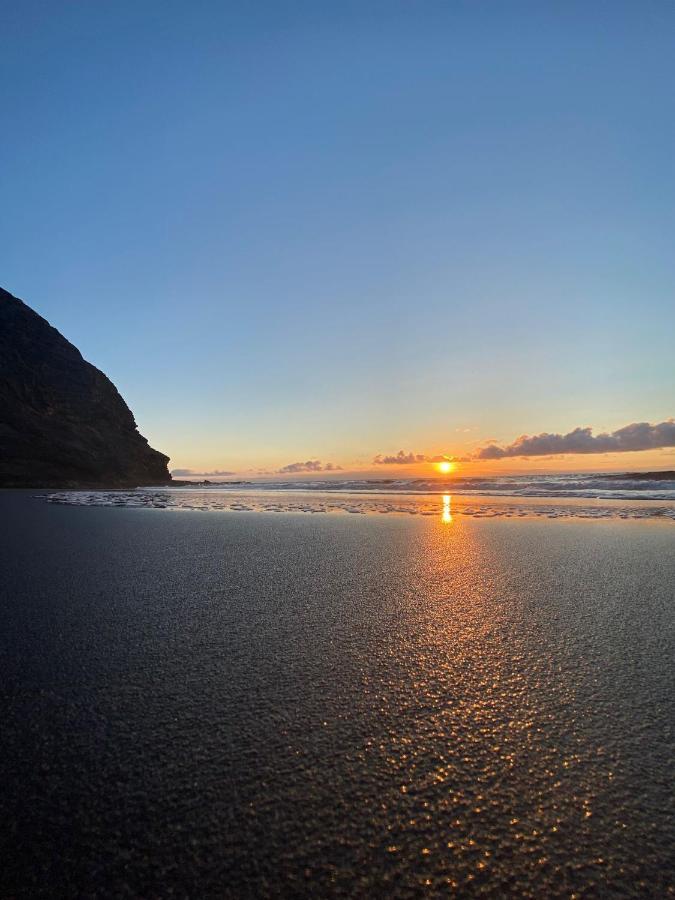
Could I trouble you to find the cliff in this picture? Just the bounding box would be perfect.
[0,287,171,487]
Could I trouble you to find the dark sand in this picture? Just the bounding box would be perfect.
[1,492,673,897]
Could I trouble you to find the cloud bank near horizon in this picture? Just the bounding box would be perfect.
[171,468,237,477]
[278,460,343,474]
[475,419,675,459]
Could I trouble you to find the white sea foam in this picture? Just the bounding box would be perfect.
[154,473,675,501]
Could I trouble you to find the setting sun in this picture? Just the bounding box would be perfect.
[436,460,454,475]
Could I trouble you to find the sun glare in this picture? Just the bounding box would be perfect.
[442,494,453,524]
[436,460,454,475]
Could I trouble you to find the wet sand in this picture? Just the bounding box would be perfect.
[1,492,673,897]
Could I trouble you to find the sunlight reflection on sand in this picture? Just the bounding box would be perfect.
[43,488,675,522]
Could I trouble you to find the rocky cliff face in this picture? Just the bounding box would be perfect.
[0,287,171,487]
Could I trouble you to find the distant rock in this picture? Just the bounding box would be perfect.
[0,287,172,487]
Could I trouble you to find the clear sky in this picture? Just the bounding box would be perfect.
[2,2,674,477]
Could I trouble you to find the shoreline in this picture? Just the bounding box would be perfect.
[38,487,675,522]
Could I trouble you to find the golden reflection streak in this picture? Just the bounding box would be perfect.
[442,494,453,524]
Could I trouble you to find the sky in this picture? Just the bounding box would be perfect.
[2,1,674,478]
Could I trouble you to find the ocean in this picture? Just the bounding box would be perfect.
[158,472,675,500]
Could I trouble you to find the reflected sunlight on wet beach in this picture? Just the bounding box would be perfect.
[1,492,673,896]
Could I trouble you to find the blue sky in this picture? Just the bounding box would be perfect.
[2,2,674,474]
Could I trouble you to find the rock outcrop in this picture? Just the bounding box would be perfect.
[0,287,171,487]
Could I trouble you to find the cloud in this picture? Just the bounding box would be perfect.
[373,451,470,465]
[171,468,236,477]
[278,460,343,474]
[474,419,675,459]
[373,451,428,465]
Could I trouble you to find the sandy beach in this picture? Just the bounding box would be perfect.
[1,491,673,897]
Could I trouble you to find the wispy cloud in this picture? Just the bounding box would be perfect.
[278,460,343,474]
[373,451,468,465]
[475,419,675,459]
[171,468,236,477]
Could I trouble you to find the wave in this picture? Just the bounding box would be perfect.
[163,473,675,501]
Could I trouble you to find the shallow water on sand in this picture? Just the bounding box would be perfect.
[44,486,675,521]
[1,493,674,897]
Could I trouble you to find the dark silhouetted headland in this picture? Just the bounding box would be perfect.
[0,287,171,487]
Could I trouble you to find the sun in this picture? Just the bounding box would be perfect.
[436,460,454,475]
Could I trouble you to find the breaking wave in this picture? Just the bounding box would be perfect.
[168,473,675,500]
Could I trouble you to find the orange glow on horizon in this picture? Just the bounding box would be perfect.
[171,447,675,481]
